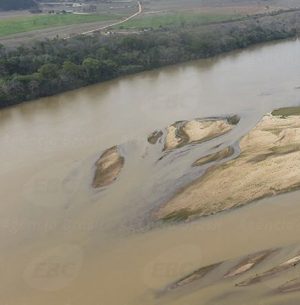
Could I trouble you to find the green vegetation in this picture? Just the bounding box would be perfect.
[162,209,192,222]
[0,17,297,107]
[116,12,243,30]
[272,106,300,116]
[0,13,120,37]
[0,0,36,11]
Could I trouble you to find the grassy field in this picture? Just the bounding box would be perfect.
[272,107,300,116]
[143,0,297,12]
[0,13,121,37]
[115,12,244,30]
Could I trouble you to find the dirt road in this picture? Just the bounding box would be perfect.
[0,1,142,47]
[81,1,142,35]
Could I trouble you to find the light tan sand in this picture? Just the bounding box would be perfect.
[193,146,234,167]
[164,125,182,150]
[163,119,234,151]
[224,249,276,278]
[92,146,124,188]
[237,253,300,286]
[183,120,232,143]
[156,114,300,221]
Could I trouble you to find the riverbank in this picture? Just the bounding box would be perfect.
[155,108,300,222]
[1,9,300,107]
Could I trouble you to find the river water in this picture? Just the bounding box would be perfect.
[1,38,300,305]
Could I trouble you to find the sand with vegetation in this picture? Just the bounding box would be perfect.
[155,111,300,221]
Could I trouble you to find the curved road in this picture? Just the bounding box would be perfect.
[82,1,142,35]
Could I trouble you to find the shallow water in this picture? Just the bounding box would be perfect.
[1,38,300,305]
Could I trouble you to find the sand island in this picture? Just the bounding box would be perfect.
[155,107,300,222]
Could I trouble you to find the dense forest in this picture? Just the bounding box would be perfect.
[0,19,297,107]
[0,0,37,10]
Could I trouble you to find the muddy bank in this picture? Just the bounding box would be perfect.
[162,248,276,294]
[237,253,300,286]
[224,249,276,278]
[277,278,300,293]
[92,146,124,188]
[159,244,300,299]
[155,111,300,221]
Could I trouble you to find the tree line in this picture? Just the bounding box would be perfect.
[0,0,37,10]
[0,18,297,107]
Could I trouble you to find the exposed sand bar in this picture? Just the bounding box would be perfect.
[162,248,276,294]
[92,146,125,188]
[155,111,300,221]
[193,146,234,167]
[224,249,276,278]
[164,119,235,151]
[237,253,300,286]
[148,116,239,152]
[160,244,300,298]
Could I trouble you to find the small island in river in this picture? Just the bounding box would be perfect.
[92,146,124,188]
[148,115,239,152]
[155,107,300,222]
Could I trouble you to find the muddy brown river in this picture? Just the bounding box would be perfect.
[2,38,300,305]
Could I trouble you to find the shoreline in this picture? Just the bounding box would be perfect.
[0,37,293,112]
[1,10,299,107]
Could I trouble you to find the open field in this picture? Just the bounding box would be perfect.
[0,20,121,47]
[142,0,300,12]
[115,11,243,29]
[0,0,138,46]
[116,0,300,30]
[1,0,300,47]
[0,13,121,37]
